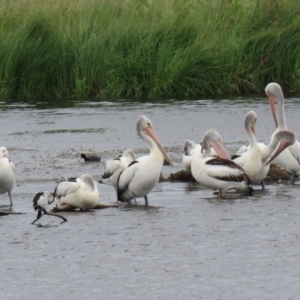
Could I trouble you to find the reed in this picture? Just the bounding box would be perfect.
[1,0,300,100]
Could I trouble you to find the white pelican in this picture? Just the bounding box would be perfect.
[234,130,295,188]
[31,191,67,224]
[0,147,15,206]
[191,129,253,198]
[266,82,300,184]
[100,149,136,188]
[182,140,216,171]
[117,115,172,206]
[54,174,99,209]
[233,111,262,182]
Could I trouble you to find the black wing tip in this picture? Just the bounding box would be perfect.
[102,172,112,179]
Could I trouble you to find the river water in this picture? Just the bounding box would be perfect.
[1,95,300,299]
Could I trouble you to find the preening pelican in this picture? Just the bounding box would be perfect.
[0,147,15,206]
[182,140,216,171]
[266,82,300,184]
[233,111,262,182]
[117,115,172,206]
[54,174,99,209]
[100,149,136,188]
[191,129,253,198]
[252,130,295,189]
[234,130,295,188]
[31,191,67,224]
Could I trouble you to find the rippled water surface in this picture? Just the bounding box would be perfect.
[1,96,300,299]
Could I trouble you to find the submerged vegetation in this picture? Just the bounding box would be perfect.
[1,0,300,100]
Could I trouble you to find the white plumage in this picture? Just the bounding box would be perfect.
[266,82,300,184]
[233,111,262,182]
[117,115,172,206]
[100,149,136,188]
[182,140,216,171]
[54,174,99,209]
[0,147,15,206]
[234,130,295,188]
[191,129,253,197]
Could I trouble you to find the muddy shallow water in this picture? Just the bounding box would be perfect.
[1,96,300,299]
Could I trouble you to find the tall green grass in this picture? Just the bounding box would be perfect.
[1,0,300,100]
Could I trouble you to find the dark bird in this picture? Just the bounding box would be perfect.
[31,191,67,224]
[80,153,101,162]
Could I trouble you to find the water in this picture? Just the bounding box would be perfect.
[1,96,300,299]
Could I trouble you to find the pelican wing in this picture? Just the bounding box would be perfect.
[53,181,80,199]
[236,144,248,155]
[102,158,121,179]
[8,160,15,172]
[206,158,251,183]
[117,161,139,200]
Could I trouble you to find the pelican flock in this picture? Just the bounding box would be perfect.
[2,82,300,224]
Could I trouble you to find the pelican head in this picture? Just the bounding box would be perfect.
[245,111,257,134]
[202,129,231,160]
[136,115,173,166]
[0,146,8,158]
[267,130,296,164]
[265,82,284,128]
[79,174,97,192]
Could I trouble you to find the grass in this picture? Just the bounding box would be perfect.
[1,0,300,100]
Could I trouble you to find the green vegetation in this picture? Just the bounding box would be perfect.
[1,0,300,100]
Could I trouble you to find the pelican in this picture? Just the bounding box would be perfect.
[54,174,99,209]
[31,191,67,224]
[100,149,136,188]
[233,111,262,182]
[182,140,216,171]
[0,147,15,206]
[117,115,172,206]
[266,82,300,184]
[234,130,295,188]
[191,129,253,198]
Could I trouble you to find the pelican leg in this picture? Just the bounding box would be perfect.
[133,198,138,205]
[144,196,148,206]
[31,210,43,225]
[8,191,13,207]
[290,171,296,185]
[260,180,265,190]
